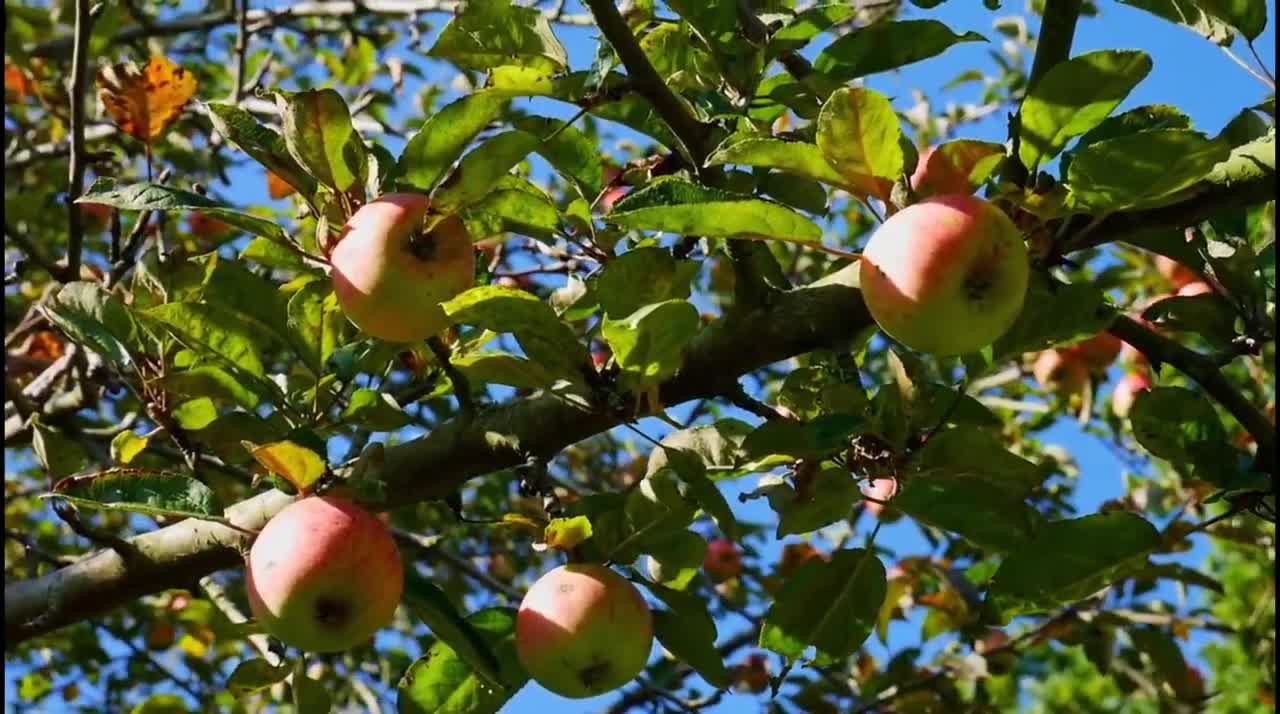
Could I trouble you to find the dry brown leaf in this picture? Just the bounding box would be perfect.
[266,170,296,199]
[5,62,34,101]
[96,55,197,143]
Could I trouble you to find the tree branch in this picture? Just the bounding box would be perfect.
[1110,315,1276,472]
[4,265,871,645]
[62,0,95,281]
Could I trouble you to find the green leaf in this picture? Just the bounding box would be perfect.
[286,280,345,376]
[652,607,733,689]
[813,20,986,82]
[291,661,331,714]
[428,0,568,73]
[639,22,718,92]
[761,466,863,537]
[645,419,753,480]
[434,131,541,210]
[204,102,317,198]
[227,658,291,695]
[602,300,701,391]
[741,415,863,461]
[403,571,507,690]
[131,695,189,714]
[1130,386,1230,464]
[1060,104,1192,176]
[1017,50,1153,172]
[816,87,903,199]
[48,467,221,520]
[162,366,265,411]
[77,178,291,247]
[464,181,561,243]
[776,366,868,422]
[1067,129,1231,211]
[442,286,588,374]
[1116,0,1237,44]
[759,548,886,661]
[592,246,699,319]
[511,116,605,197]
[42,281,137,367]
[659,448,739,539]
[911,426,1043,498]
[706,137,848,186]
[767,4,859,59]
[341,389,412,431]
[991,275,1114,362]
[893,473,1042,552]
[273,88,368,194]
[452,352,560,390]
[396,92,509,193]
[31,416,88,478]
[609,177,822,242]
[397,608,528,714]
[1141,293,1239,346]
[644,530,707,590]
[173,397,219,430]
[987,512,1160,617]
[146,302,266,377]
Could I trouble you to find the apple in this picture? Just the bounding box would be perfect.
[1111,371,1153,418]
[329,193,476,343]
[246,496,403,653]
[515,563,653,699]
[78,202,112,234]
[144,622,176,650]
[703,539,743,583]
[862,477,898,518]
[909,145,972,197]
[1064,333,1122,371]
[733,653,771,693]
[859,195,1029,356]
[1033,349,1090,397]
[1176,280,1214,297]
[189,212,234,240]
[1154,255,1197,289]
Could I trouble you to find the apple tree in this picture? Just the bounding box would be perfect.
[3,0,1275,712]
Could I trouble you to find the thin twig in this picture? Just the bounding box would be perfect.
[62,0,95,282]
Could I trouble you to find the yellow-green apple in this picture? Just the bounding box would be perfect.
[246,496,403,653]
[862,477,898,518]
[909,145,972,197]
[703,539,743,583]
[515,563,653,699]
[1033,349,1090,396]
[1065,333,1122,372]
[859,195,1029,356]
[1111,371,1153,418]
[329,193,475,343]
[1154,255,1197,289]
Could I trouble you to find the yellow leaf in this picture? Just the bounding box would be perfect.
[110,431,150,465]
[96,55,197,143]
[244,440,327,494]
[500,512,547,535]
[177,633,207,659]
[543,515,594,551]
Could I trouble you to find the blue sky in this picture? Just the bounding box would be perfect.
[6,1,1275,712]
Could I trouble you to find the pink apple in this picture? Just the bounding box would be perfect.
[1154,255,1197,289]
[859,195,1029,356]
[1176,280,1214,297]
[1111,371,1153,418]
[515,563,653,699]
[246,496,403,653]
[703,539,743,583]
[1033,350,1090,396]
[1064,333,1122,371]
[329,193,475,343]
[910,145,972,197]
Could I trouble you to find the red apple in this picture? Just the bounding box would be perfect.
[859,195,1029,356]
[702,539,743,583]
[1176,280,1214,297]
[734,653,771,693]
[78,202,112,234]
[246,496,403,653]
[189,212,234,240]
[515,563,653,699]
[1111,371,1153,418]
[330,193,476,343]
[1033,349,1090,396]
[1154,255,1197,289]
[862,477,899,518]
[1065,333,1122,371]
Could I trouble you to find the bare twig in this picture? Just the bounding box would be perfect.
[62,0,96,282]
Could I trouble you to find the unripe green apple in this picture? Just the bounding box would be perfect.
[329,193,475,343]
[859,195,1029,356]
[515,563,653,699]
[246,496,403,653]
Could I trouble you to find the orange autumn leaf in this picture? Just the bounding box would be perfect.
[96,56,197,143]
[5,62,34,101]
[266,170,296,199]
[24,331,67,363]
